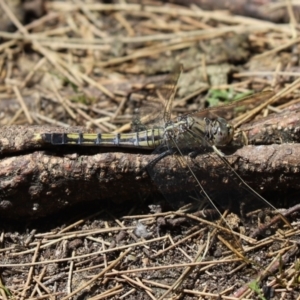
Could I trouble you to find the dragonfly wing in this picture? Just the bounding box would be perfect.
[161,63,183,123]
[147,130,204,206]
[191,90,275,124]
[147,126,289,297]
[128,63,182,132]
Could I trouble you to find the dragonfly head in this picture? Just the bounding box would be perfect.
[210,117,234,146]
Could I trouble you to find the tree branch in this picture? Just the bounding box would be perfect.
[0,107,299,219]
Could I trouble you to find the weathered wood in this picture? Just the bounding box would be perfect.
[238,103,300,145]
[0,143,299,219]
[0,108,300,219]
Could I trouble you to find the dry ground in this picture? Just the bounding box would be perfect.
[0,0,300,299]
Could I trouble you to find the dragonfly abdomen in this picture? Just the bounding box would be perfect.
[39,128,164,149]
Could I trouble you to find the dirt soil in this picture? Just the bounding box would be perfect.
[0,0,300,299]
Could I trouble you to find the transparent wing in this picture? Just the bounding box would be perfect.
[148,128,289,298]
[191,90,275,125]
[162,63,182,123]
[146,81,288,298]
[128,63,182,131]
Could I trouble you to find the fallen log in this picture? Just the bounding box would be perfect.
[0,106,299,219]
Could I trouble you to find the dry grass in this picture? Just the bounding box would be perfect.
[0,0,300,299]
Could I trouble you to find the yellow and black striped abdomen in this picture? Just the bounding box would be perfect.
[39,128,164,149]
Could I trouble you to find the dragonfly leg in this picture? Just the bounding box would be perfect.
[145,148,175,169]
[188,149,204,159]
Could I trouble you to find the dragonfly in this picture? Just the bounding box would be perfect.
[35,64,289,298]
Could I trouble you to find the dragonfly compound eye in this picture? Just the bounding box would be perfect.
[213,118,234,146]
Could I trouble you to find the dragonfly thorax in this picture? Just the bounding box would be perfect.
[163,116,193,138]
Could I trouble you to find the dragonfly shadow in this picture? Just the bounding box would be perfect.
[145,139,277,226]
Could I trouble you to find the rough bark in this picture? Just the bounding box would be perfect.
[238,103,300,145]
[0,108,300,219]
[0,142,299,219]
